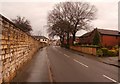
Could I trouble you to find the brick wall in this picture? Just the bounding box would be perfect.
[70,46,97,55]
[0,15,41,83]
[101,35,119,47]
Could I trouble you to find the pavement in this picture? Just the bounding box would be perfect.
[11,47,50,82]
[98,57,120,68]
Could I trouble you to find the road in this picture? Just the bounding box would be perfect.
[12,45,119,83]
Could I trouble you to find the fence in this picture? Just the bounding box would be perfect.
[70,46,97,55]
[0,14,41,83]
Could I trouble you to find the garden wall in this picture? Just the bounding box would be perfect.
[70,46,97,55]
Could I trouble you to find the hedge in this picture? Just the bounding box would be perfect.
[97,48,118,57]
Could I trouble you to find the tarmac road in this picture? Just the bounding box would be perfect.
[47,46,119,82]
[12,45,119,83]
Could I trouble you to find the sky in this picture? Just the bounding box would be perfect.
[0,0,119,38]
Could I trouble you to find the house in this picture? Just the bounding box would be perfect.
[79,28,120,48]
[34,36,49,44]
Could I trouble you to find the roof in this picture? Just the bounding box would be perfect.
[80,32,91,38]
[80,28,119,38]
[97,29,119,36]
[34,36,48,39]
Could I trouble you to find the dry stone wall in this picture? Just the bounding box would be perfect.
[0,14,41,83]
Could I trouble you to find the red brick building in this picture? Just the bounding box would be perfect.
[79,28,120,47]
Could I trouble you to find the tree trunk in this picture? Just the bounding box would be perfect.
[66,32,70,48]
[72,20,79,45]
[72,31,76,45]
[60,36,64,47]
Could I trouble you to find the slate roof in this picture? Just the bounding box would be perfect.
[80,28,119,38]
[97,29,119,36]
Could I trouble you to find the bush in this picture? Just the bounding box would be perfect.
[97,47,118,57]
[107,50,117,56]
[96,49,103,57]
[113,45,118,49]
[101,48,108,56]
[74,43,80,46]
[80,44,99,48]
[65,44,70,49]
[116,49,119,55]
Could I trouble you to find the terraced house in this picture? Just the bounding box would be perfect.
[79,28,120,48]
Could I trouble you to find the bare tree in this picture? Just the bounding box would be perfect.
[47,3,73,47]
[60,2,97,44]
[47,20,70,46]
[47,2,97,47]
[12,16,32,34]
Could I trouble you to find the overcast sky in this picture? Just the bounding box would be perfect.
[0,0,119,37]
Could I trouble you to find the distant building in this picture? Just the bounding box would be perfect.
[33,36,49,44]
[79,28,120,48]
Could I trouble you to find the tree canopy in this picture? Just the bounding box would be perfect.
[93,29,100,45]
[47,2,97,46]
[12,16,32,34]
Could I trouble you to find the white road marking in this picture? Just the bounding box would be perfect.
[58,50,70,58]
[73,59,88,68]
[103,75,117,83]
[64,54,70,58]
